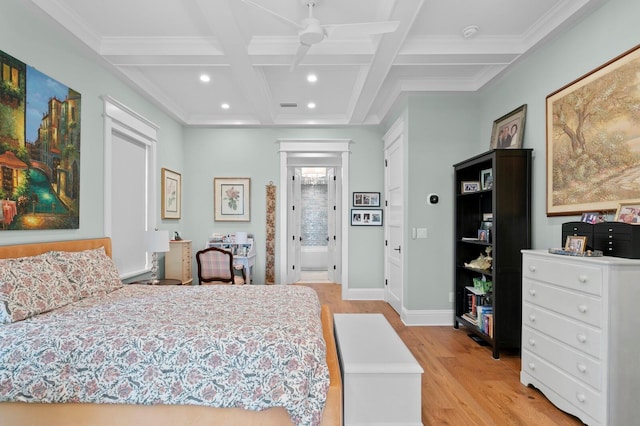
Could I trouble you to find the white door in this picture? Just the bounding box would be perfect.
[384,121,404,314]
[287,167,302,283]
[327,167,338,282]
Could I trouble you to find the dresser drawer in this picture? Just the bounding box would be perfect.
[523,256,602,296]
[522,350,602,422]
[523,279,602,327]
[523,302,602,359]
[522,327,601,390]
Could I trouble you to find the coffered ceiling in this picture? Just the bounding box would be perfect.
[30,0,605,126]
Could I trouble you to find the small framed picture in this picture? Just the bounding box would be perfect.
[490,104,527,149]
[214,177,251,222]
[580,212,604,224]
[351,209,383,226]
[480,168,493,190]
[161,168,181,219]
[353,192,380,207]
[614,202,640,224]
[565,235,587,253]
[461,181,480,193]
[477,228,489,243]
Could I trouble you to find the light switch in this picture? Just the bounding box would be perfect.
[416,228,428,239]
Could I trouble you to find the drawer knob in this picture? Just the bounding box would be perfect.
[528,314,536,322]
[577,334,587,343]
[529,289,537,296]
[528,362,536,370]
[578,275,588,283]
[528,265,537,273]
[576,393,587,403]
[577,304,588,314]
[528,338,536,346]
[577,363,587,374]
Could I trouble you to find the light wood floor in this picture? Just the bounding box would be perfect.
[300,283,585,426]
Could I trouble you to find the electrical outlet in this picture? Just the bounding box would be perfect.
[416,228,428,239]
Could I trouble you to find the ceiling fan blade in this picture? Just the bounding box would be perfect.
[240,0,304,30]
[323,21,400,39]
[290,42,311,71]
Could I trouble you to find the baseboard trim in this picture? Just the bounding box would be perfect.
[401,308,454,326]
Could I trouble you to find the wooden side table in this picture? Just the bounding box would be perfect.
[130,278,183,285]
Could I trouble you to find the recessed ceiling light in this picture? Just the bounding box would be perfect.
[200,74,211,83]
[307,74,318,83]
[462,25,479,39]
[221,103,230,109]
[307,102,316,109]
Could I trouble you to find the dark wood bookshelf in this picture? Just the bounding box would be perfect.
[453,149,532,358]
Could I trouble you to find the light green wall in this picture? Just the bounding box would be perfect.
[1,0,185,249]
[398,0,638,312]
[182,127,384,285]
[403,95,480,310]
[3,0,637,312]
[477,0,639,251]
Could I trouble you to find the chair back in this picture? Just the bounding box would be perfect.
[196,247,234,284]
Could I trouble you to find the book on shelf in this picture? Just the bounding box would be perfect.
[476,305,493,331]
[462,312,478,325]
[485,313,494,337]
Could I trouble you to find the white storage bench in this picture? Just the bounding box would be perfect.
[334,313,423,426]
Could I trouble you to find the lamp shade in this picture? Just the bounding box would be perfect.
[236,231,248,245]
[147,229,170,252]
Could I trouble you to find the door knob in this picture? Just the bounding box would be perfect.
[393,246,401,253]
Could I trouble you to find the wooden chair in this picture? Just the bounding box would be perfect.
[195,246,246,285]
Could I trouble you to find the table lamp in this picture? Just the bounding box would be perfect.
[147,229,170,284]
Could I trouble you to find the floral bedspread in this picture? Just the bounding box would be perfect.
[0,285,329,426]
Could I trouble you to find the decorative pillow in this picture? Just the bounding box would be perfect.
[52,247,123,299]
[0,252,77,324]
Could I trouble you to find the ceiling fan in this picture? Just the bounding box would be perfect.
[240,0,400,70]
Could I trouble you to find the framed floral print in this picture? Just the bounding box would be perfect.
[214,177,251,222]
[161,168,181,219]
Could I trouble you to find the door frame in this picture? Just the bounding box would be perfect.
[278,139,351,297]
[383,118,405,314]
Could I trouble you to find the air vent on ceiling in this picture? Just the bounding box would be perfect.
[280,102,298,108]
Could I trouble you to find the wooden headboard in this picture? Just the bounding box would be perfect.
[0,238,112,259]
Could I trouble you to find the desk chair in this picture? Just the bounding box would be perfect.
[196,246,246,284]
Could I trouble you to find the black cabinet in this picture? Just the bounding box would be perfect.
[453,149,532,358]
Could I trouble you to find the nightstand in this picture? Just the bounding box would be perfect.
[165,240,193,284]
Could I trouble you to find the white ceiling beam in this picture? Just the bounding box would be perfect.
[349,0,425,124]
[193,0,274,124]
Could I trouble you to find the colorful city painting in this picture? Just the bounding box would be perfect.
[0,49,80,230]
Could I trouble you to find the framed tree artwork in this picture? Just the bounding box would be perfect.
[547,44,640,215]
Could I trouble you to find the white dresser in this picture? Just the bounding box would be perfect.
[521,250,640,425]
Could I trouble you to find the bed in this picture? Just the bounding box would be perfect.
[0,237,342,426]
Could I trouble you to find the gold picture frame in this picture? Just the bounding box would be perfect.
[564,235,587,254]
[547,44,640,216]
[161,168,181,219]
[614,201,640,224]
[214,177,251,222]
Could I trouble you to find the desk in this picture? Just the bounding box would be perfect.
[234,253,256,283]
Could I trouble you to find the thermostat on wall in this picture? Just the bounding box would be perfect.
[428,193,439,205]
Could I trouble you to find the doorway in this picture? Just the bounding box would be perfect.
[297,167,334,283]
[278,139,350,294]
